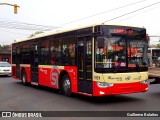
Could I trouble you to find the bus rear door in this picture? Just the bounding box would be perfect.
[30,43,39,85]
[15,47,20,78]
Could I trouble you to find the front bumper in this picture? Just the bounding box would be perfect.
[0,72,12,76]
[93,81,148,96]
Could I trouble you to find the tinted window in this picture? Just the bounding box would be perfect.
[40,40,50,65]
[51,39,62,65]
[62,37,76,65]
[21,42,30,64]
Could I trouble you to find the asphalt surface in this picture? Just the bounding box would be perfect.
[0,76,160,120]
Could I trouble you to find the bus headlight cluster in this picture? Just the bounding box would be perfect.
[140,80,148,84]
[97,82,114,88]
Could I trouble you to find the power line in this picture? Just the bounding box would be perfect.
[52,0,148,28]
[0,20,59,31]
[0,18,59,31]
[0,28,29,35]
[0,41,12,44]
[114,3,160,23]
[0,0,155,35]
[103,2,160,23]
[0,0,148,31]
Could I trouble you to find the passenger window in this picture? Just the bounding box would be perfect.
[51,39,62,65]
[62,37,76,65]
[40,39,50,65]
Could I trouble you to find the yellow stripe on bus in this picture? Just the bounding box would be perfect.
[39,65,64,69]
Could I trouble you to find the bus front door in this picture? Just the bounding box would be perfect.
[30,44,39,85]
[77,37,92,95]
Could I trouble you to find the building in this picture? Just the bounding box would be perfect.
[148,48,160,67]
[0,45,11,64]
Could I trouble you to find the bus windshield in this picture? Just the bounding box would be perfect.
[95,37,148,72]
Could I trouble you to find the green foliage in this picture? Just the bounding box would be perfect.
[156,44,160,48]
[0,45,10,50]
[0,45,11,54]
[149,44,160,48]
[28,31,44,38]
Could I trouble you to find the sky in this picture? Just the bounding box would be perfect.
[0,0,160,45]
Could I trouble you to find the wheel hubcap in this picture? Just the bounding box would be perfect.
[63,78,70,92]
[22,74,25,83]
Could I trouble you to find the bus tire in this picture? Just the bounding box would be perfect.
[22,70,27,85]
[62,74,72,96]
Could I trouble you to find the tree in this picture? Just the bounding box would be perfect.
[0,45,9,50]
[149,44,157,48]
[28,31,44,38]
[156,43,160,48]
[0,44,11,54]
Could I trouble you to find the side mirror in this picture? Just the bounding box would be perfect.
[97,37,104,48]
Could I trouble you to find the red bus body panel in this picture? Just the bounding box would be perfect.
[93,81,148,96]
[12,65,148,96]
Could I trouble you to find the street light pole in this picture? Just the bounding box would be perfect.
[0,3,20,14]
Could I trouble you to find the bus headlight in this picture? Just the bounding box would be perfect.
[97,82,114,88]
[140,80,148,84]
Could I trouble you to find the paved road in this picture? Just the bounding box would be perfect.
[0,77,160,120]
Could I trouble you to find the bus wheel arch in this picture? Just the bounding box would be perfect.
[59,71,72,96]
[21,68,28,85]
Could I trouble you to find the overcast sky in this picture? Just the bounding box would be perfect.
[0,0,160,45]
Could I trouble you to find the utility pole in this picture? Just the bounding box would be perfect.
[0,3,20,14]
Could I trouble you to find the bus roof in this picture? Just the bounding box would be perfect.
[13,23,145,44]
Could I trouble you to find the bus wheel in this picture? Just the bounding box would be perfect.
[62,74,72,96]
[22,70,27,85]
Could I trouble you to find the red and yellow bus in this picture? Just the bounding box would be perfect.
[12,24,148,96]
